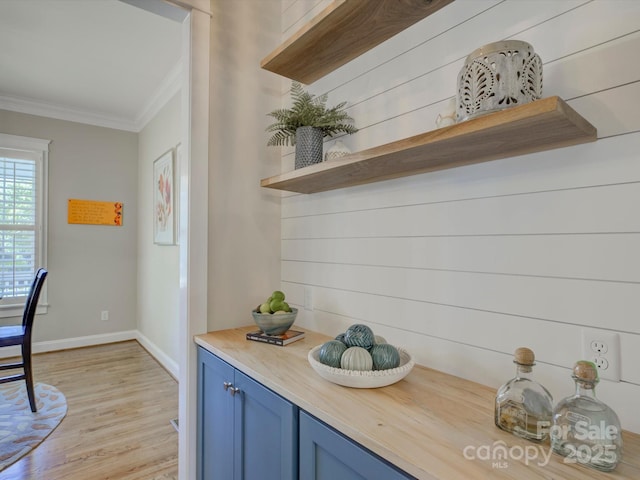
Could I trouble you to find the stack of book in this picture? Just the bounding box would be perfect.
[246,329,305,346]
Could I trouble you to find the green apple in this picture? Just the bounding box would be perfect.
[269,299,286,312]
[259,302,271,314]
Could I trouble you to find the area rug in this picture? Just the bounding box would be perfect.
[0,382,67,472]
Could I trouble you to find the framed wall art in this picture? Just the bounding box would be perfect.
[68,199,123,226]
[153,148,175,245]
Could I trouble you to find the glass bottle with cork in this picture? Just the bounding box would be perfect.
[551,360,623,471]
[495,347,553,441]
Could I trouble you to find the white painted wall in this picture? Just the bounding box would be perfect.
[137,91,181,375]
[275,0,640,434]
[206,0,282,331]
[0,109,138,342]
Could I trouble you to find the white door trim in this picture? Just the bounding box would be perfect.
[178,7,209,480]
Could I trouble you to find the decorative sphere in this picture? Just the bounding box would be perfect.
[344,324,375,349]
[340,346,373,371]
[371,344,401,370]
[318,340,347,368]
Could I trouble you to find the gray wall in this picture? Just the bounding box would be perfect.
[137,91,181,374]
[0,109,138,342]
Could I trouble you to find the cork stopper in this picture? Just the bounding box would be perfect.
[573,360,599,385]
[513,347,535,366]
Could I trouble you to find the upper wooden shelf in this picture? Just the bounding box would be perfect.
[260,97,598,194]
[260,0,454,84]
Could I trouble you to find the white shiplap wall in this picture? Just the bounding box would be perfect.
[272,0,640,434]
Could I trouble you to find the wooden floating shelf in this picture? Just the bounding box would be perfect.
[260,0,454,84]
[260,97,598,194]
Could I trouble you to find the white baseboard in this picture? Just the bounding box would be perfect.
[0,329,179,381]
[136,331,179,380]
[0,330,138,359]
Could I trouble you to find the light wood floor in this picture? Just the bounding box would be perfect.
[2,341,178,480]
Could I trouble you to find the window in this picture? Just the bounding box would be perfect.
[0,133,49,318]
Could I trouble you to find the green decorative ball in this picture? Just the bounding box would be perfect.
[344,324,375,349]
[370,344,400,370]
[318,340,347,368]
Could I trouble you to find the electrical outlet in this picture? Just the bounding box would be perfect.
[590,340,608,354]
[101,310,109,321]
[593,357,609,370]
[581,328,620,382]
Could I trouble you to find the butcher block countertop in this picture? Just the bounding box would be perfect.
[195,327,640,480]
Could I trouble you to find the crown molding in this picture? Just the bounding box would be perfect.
[0,60,183,133]
[0,94,139,132]
[135,60,183,131]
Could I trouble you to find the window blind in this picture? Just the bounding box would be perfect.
[0,156,37,299]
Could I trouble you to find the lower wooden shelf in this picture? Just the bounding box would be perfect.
[260,96,597,194]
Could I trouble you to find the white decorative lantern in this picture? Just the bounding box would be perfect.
[456,40,543,122]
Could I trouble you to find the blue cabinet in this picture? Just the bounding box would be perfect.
[198,347,235,480]
[197,347,298,480]
[299,411,414,480]
[197,346,413,480]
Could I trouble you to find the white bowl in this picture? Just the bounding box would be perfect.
[307,344,415,388]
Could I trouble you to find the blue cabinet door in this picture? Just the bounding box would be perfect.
[299,412,414,480]
[234,371,298,480]
[197,347,235,480]
[197,347,298,480]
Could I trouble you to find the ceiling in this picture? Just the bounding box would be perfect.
[0,0,183,132]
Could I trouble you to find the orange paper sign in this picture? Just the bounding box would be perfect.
[67,199,123,226]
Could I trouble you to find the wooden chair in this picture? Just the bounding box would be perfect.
[0,268,48,412]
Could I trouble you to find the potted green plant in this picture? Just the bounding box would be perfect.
[266,82,358,169]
